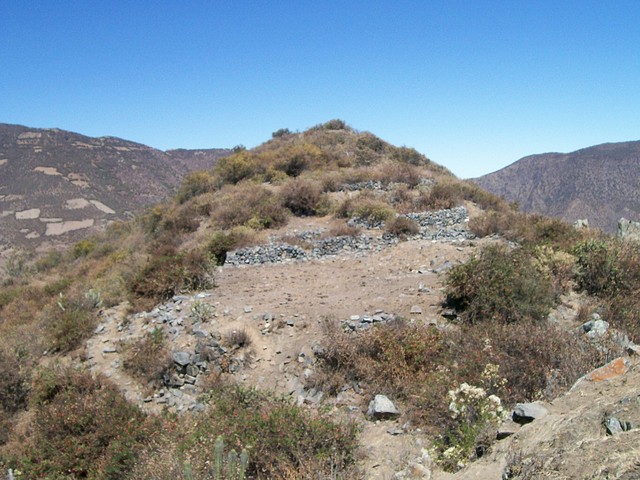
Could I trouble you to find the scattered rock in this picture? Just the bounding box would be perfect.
[410,305,423,314]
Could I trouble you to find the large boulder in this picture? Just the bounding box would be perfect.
[617,218,640,242]
[367,394,400,420]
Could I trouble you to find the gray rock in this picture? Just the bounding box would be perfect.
[431,260,454,273]
[172,351,191,367]
[497,420,521,439]
[573,219,589,229]
[605,417,624,435]
[367,394,400,420]
[102,347,117,354]
[582,314,609,338]
[243,305,253,313]
[512,402,548,424]
[618,218,640,242]
[186,364,199,377]
[410,305,423,315]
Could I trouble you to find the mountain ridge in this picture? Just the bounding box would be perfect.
[473,140,640,233]
[0,123,230,252]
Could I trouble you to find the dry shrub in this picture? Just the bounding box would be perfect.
[385,216,420,237]
[122,328,171,387]
[128,248,214,309]
[207,226,260,265]
[213,184,288,230]
[335,192,395,224]
[451,321,608,404]
[275,143,327,176]
[375,161,423,187]
[132,379,359,480]
[44,292,98,353]
[445,244,557,324]
[312,319,452,428]
[0,349,29,414]
[570,238,640,340]
[389,184,414,210]
[416,181,464,210]
[327,222,361,238]
[280,177,324,216]
[160,203,201,234]
[9,366,153,479]
[317,168,371,192]
[601,294,640,343]
[471,210,581,248]
[223,328,252,349]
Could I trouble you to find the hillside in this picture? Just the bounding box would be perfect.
[0,123,229,253]
[1,120,639,479]
[473,141,640,233]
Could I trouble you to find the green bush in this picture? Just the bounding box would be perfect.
[72,239,96,259]
[445,245,556,324]
[176,171,217,204]
[572,239,623,297]
[214,152,262,185]
[272,127,291,138]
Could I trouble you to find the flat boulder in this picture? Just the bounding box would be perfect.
[512,402,548,425]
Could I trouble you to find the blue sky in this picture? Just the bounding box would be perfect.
[2,1,640,178]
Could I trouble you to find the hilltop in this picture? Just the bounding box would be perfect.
[1,120,639,479]
[0,123,230,253]
[473,140,640,233]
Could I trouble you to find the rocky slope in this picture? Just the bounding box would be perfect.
[0,123,229,252]
[473,141,640,233]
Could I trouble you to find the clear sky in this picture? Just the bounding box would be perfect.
[2,1,640,178]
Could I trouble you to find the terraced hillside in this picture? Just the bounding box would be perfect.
[1,120,639,479]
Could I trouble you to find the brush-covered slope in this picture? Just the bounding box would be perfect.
[4,120,638,479]
[0,123,229,251]
[473,141,640,233]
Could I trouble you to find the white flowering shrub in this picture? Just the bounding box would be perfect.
[433,364,507,472]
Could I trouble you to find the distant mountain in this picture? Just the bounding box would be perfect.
[473,141,640,232]
[0,123,230,251]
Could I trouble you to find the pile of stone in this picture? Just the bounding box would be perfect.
[226,207,472,266]
[226,243,307,265]
[404,206,469,228]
